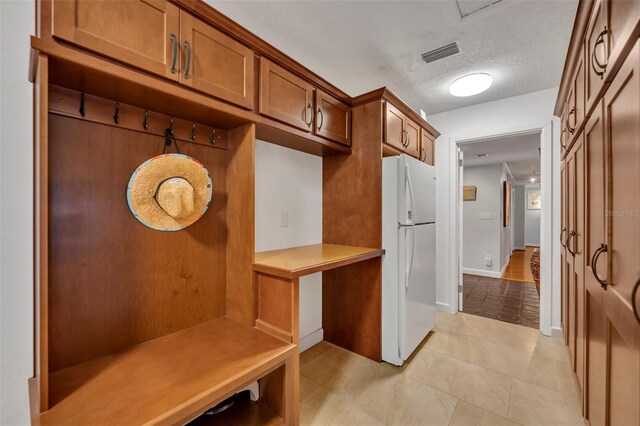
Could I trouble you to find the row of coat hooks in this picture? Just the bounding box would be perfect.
[51,85,228,150]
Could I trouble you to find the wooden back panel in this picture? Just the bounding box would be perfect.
[48,114,227,371]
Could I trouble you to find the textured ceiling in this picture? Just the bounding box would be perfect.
[207,0,577,114]
[461,133,540,184]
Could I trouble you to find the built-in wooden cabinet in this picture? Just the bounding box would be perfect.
[383,101,430,159]
[315,89,350,146]
[52,0,181,80]
[420,129,435,166]
[558,1,640,421]
[180,12,255,109]
[51,0,255,109]
[259,58,350,146]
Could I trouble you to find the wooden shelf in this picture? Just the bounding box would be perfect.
[253,243,384,279]
[35,317,295,425]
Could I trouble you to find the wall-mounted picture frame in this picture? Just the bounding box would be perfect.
[463,185,477,201]
[503,181,511,227]
[527,190,541,210]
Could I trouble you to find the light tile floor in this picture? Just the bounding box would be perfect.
[300,311,582,426]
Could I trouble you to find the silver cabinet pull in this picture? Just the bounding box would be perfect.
[183,41,192,79]
[170,33,178,74]
[316,108,324,130]
[304,103,313,127]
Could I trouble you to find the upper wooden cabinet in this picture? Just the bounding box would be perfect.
[404,118,420,159]
[383,101,434,160]
[52,0,181,81]
[384,102,406,151]
[315,90,350,146]
[51,0,254,109]
[259,59,314,132]
[180,12,254,110]
[420,129,434,166]
[259,58,351,146]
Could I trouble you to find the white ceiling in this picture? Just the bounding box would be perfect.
[461,133,540,184]
[208,0,577,114]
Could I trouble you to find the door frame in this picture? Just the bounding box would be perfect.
[449,120,555,336]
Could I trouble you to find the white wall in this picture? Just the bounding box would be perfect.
[0,1,35,424]
[428,87,561,333]
[255,140,323,351]
[525,185,542,246]
[513,185,526,249]
[462,165,501,274]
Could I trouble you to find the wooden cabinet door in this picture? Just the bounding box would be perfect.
[573,52,586,132]
[52,0,180,80]
[586,0,607,112]
[584,100,607,426]
[180,12,254,110]
[603,40,640,426]
[314,90,350,146]
[561,112,568,158]
[421,129,435,166]
[566,149,577,368]
[561,163,569,344]
[384,102,406,152]
[565,88,577,140]
[574,136,586,396]
[259,59,314,132]
[404,118,420,158]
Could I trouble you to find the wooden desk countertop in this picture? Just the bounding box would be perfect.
[253,243,384,279]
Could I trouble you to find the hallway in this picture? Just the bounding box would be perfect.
[502,247,537,283]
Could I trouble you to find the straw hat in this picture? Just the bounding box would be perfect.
[127,154,212,231]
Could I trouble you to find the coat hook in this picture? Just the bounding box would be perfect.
[113,102,120,124]
[190,122,197,141]
[79,93,85,117]
[143,110,149,130]
[208,128,216,145]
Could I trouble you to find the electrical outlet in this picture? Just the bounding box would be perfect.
[480,212,491,220]
[280,211,289,228]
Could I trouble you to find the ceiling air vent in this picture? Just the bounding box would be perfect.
[421,42,460,64]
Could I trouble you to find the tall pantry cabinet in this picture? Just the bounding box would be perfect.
[556,1,640,425]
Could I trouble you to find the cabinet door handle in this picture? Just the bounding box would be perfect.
[592,27,608,78]
[566,231,576,256]
[560,128,567,149]
[183,41,192,79]
[402,130,408,147]
[316,108,324,130]
[590,244,608,289]
[170,33,178,74]
[560,228,567,247]
[632,278,640,324]
[304,103,313,127]
[566,108,576,134]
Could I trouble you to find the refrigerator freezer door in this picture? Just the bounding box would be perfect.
[398,223,436,360]
[398,154,436,225]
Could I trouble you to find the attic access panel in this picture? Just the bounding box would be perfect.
[456,0,502,18]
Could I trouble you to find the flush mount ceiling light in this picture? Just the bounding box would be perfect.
[449,73,493,97]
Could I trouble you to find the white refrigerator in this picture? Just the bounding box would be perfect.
[382,154,436,366]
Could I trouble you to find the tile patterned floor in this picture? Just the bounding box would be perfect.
[462,275,540,329]
[300,312,582,426]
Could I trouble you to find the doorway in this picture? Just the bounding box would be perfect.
[452,122,554,334]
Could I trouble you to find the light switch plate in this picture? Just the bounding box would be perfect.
[480,212,491,220]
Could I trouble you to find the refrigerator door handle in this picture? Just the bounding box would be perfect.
[405,227,415,288]
[405,164,415,224]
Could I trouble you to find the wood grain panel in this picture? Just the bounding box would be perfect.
[323,101,383,361]
[225,124,256,327]
[315,89,350,146]
[52,0,180,80]
[48,114,227,371]
[180,11,255,109]
[257,274,294,337]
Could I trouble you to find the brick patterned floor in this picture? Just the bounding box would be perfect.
[462,274,540,329]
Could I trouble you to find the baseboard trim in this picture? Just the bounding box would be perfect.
[514,246,526,251]
[463,267,502,279]
[525,243,540,248]
[551,326,563,339]
[436,302,450,313]
[499,261,508,277]
[299,328,324,352]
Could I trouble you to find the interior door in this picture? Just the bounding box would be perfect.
[604,40,640,426]
[52,0,180,80]
[180,12,255,109]
[584,99,607,426]
[399,223,436,360]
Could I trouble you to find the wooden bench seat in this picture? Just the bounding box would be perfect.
[34,317,296,425]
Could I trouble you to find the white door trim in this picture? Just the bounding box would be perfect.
[450,120,555,336]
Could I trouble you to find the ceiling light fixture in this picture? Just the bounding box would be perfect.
[449,73,493,97]
[529,177,537,183]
